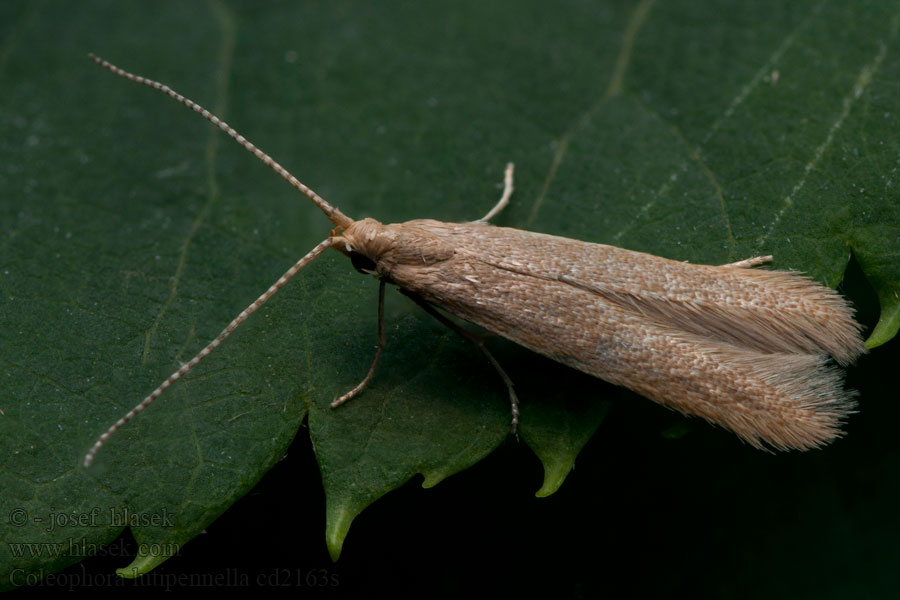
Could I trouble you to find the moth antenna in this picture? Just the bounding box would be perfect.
[88,53,353,230]
[83,237,338,468]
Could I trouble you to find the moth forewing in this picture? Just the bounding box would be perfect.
[85,54,866,468]
[343,219,865,450]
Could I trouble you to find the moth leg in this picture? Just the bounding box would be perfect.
[400,289,520,434]
[723,255,773,268]
[474,163,515,224]
[332,280,387,408]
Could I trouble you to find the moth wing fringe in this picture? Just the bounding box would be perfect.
[573,267,866,366]
[649,333,857,451]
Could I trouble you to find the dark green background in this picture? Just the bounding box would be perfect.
[1,0,898,596]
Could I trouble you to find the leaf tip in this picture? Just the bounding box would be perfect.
[325,504,357,562]
[116,551,172,578]
[864,310,899,349]
[534,461,572,498]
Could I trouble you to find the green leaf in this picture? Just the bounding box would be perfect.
[1,0,897,587]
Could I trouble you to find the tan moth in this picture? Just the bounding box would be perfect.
[83,54,866,468]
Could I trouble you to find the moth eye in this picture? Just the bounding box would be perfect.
[349,251,377,275]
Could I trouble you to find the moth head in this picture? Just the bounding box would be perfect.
[337,218,393,278]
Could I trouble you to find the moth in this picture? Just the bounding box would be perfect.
[83,55,866,467]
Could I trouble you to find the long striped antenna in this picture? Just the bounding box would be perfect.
[84,237,338,468]
[87,53,353,230]
[83,54,351,467]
